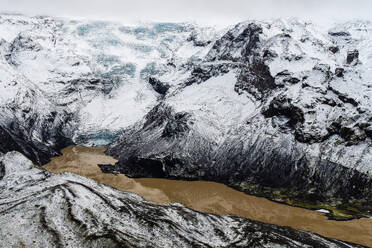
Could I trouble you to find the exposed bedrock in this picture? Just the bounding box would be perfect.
[0,111,74,165]
[0,74,114,165]
[1,151,364,248]
[346,50,359,65]
[148,77,170,95]
[235,60,276,100]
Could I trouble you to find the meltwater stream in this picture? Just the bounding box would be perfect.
[43,146,372,247]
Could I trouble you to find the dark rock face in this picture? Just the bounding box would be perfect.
[0,126,23,155]
[0,159,4,180]
[328,84,359,107]
[205,23,262,62]
[0,79,78,165]
[325,118,369,146]
[143,104,173,128]
[185,62,236,86]
[329,46,340,53]
[274,70,301,87]
[148,77,170,95]
[187,23,275,102]
[335,67,344,77]
[162,112,191,137]
[262,96,305,128]
[0,113,73,165]
[365,126,372,138]
[215,134,372,206]
[347,50,359,64]
[187,32,211,47]
[328,31,351,37]
[107,104,213,179]
[0,151,363,248]
[235,60,276,100]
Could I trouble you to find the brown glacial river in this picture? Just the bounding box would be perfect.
[43,146,372,247]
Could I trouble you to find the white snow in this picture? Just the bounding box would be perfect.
[316,209,330,214]
[0,151,33,176]
[78,80,157,134]
[167,72,257,141]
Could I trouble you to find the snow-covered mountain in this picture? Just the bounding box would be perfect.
[108,19,372,218]
[0,13,217,163]
[0,13,371,221]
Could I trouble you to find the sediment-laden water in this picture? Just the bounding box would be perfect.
[43,146,372,247]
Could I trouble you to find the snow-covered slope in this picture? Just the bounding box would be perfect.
[0,13,217,163]
[0,14,371,218]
